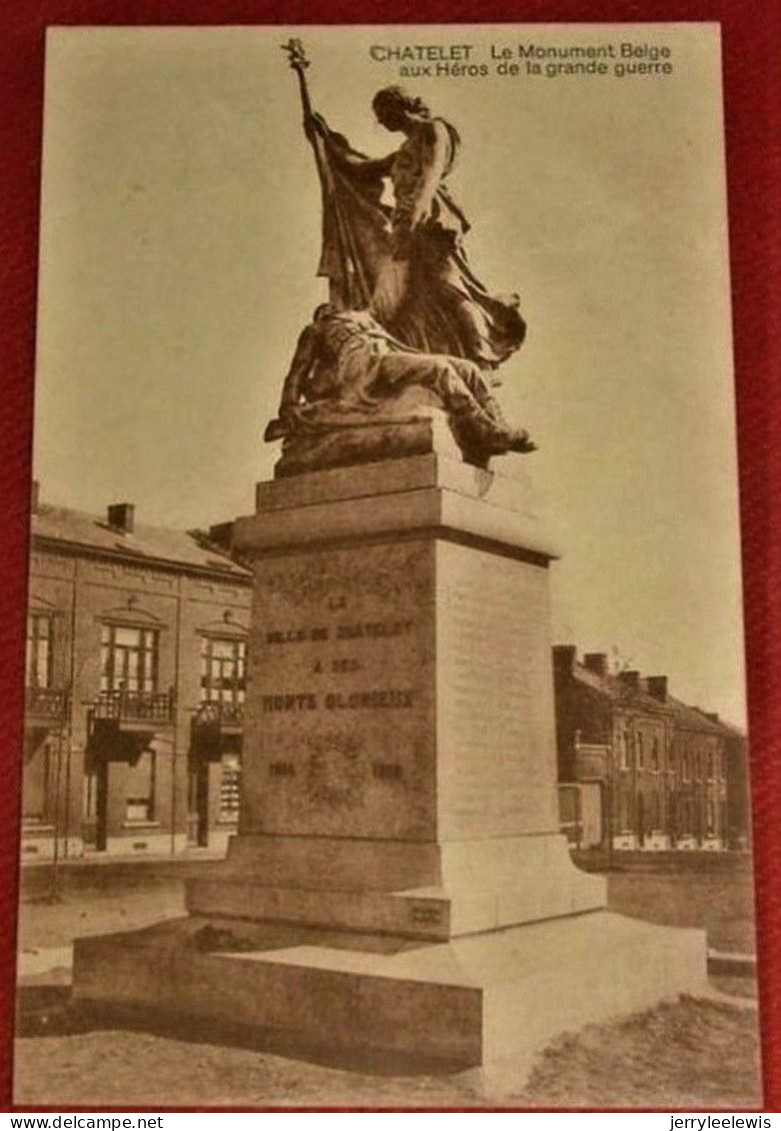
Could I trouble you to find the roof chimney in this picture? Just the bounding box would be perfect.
[107,502,135,534]
[552,645,577,675]
[208,521,234,552]
[583,652,608,677]
[646,675,668,702]
[618,670,640,689]
[31,480,40,514]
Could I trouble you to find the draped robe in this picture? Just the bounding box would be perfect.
[308,114,526,370]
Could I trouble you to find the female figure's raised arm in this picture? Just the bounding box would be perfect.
[328,144,395,177]
[306,113,395,176]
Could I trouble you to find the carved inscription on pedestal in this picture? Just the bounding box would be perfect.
[241,540,437,841]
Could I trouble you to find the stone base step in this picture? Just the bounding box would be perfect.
[186,832,606,940]
[186,873,605,942]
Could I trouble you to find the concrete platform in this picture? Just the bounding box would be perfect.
[73,909,708,1081]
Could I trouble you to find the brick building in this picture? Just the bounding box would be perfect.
[22,488,252,862]
[553,645,743,851]
[704,713,751,849]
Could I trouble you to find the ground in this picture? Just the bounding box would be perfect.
[17,873,185,952]
[12,997,762,1109]
[13,853,763,1109]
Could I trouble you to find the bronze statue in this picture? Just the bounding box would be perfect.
[265,304,535,462]
[282,39,525,371]
[271,40,535,472]
[309,87,525,371]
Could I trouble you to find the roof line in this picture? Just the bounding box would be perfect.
[32,533,252,584]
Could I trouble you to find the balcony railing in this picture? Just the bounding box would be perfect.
[92,689,175,724]
[25,686,68,721]
[193,701,245,728]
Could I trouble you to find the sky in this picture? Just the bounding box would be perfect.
[33,23,747,724]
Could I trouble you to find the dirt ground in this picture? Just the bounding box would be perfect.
[13,995,761,1109]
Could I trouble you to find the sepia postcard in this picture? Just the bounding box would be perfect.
[13,22,763,1109]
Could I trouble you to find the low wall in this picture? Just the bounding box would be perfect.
[571,848,753,875]
[19,855,226,901]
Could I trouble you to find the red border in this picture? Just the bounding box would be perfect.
[1,0,779,1113]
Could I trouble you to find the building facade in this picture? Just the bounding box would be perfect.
[553,645,744,851]
[22,489,252,862]
[22,489,749,862]
[714,715,752,849]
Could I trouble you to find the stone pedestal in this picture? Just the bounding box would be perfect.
[73,416,709,1087]
[188,424,604,938]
